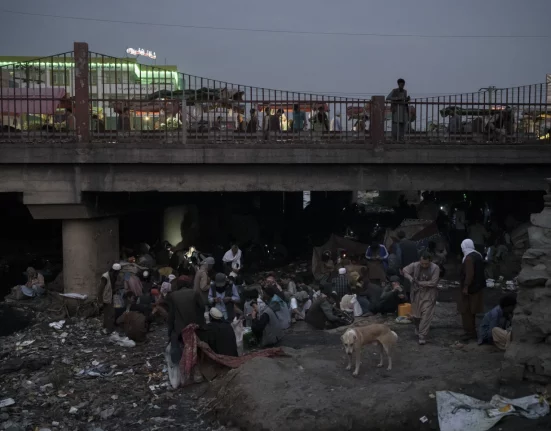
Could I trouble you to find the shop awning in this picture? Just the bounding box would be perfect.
[0,88,67,115]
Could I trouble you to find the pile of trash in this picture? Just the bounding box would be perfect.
[0,313,224,430]
[485,276,518,292]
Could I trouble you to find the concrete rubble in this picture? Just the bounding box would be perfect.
[505,181,551,384]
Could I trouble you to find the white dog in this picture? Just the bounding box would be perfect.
[341,324,398,376]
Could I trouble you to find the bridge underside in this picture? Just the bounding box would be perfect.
[1,163,547,196]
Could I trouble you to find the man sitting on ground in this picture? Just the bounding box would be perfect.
[377,275,407,314]
[290,290,312,322]
[305,286,348,330]
[203,308,238,356]
[478,294,516,350]
[116,293,149,343]
[251,286,285,347]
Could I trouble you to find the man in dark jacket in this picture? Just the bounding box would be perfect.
[397,231,419,269]
[167,284,205,345]
[203,308,238,356]
[458,239,486,342]
[305,286,347,330]
[251,286,284,347]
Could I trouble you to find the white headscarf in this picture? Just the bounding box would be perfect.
[461,238,482,263]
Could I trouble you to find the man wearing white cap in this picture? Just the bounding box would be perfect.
[203,307,238,357]
[97,263,122,332]
[331,267,351,302]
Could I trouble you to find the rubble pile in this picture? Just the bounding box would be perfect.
[508,223,531,276]
[0,315,223,430]
[505,183,551,384]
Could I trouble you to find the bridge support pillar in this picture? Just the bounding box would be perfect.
[62,217,119,298]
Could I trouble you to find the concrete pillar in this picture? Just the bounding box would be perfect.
[62,217,119,297]
[74,42,90,142]
[370,95,385,145]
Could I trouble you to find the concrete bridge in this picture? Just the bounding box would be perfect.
[2,42,551,297]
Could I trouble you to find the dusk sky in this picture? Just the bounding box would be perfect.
[0,0,550,97]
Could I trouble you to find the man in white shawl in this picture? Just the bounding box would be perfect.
[222,244,242,275]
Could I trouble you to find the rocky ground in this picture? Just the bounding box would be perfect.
[1,283,549,431]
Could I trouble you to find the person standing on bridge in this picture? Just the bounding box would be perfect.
[293,104,307,132]
[246,108,259,133]
[387,78,410,141]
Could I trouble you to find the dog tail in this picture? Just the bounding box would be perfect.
[391,331,398,341]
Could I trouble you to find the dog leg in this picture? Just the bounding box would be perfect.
[377,342,384,368]
[352,346,362,376]
[382,342,392,371]
[346,354,352,371]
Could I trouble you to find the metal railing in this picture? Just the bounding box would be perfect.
[0,51,77,142]
[87,51,371,144]
[0,44,549,145]
[384,85,551,143]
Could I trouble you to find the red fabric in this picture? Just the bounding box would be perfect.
[180,324,199,385]
[179,324,287,386]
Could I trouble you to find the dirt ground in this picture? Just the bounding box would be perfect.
[206,288,551,431]
[1,284,549,431]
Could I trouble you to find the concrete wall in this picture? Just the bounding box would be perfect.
[62,217,119,297]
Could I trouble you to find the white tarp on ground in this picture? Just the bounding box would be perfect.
[436,391,549,431]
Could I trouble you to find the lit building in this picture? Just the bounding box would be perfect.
[0,55,183,129]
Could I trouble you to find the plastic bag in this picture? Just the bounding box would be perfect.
[436,391,549,431]
[164,343,182,389]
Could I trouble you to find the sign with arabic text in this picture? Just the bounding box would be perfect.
[126,47,157,60]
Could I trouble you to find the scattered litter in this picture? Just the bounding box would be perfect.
[100,407,115,420]
[395,316,412,324]
[436,391,550,431]
[49,320,65,330]
[111,395,118,400]
[76,364,115,379]
[60,332,68,338]
[0,398,15,408]
[51,422,59,426]
[40,384,54,391]
[109,333,136,348]
[91,360,100,366]
[429,393,436,399]
[69,407,78,414]
[15,340,35,348]
[420,416,428,423]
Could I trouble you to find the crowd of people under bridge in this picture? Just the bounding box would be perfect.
[90,231,516,381]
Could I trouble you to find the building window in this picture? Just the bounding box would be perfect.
[52,70,70,86]
[102,70,132,84]
[90,93,98,107]
[89,71,98,86]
